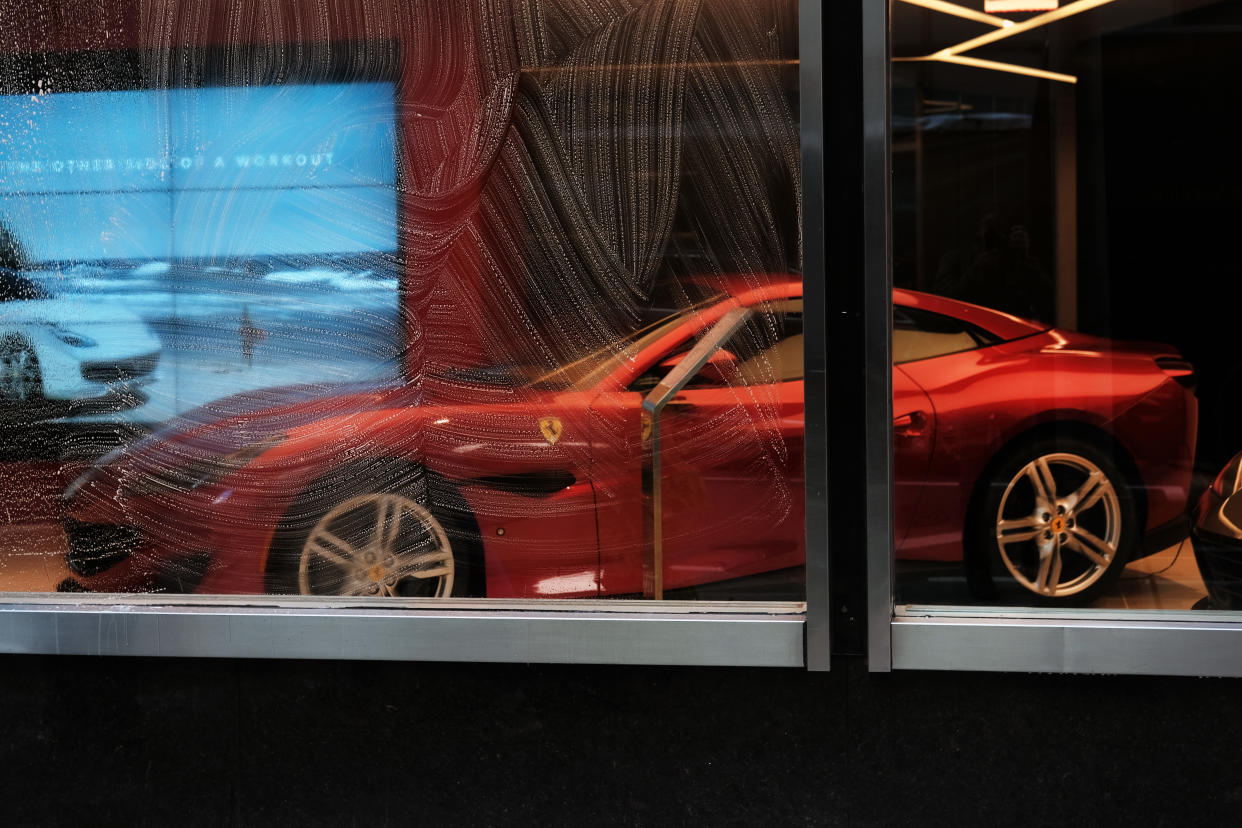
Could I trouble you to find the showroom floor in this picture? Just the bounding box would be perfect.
[0,520,1210,610]
[0,524,72,592]
[1096,541,1206,611]
[896,540,1208,611]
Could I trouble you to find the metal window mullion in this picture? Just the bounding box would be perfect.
[864,0,895,672]
[800,0,831,673]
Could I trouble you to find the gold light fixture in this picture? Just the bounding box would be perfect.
[985,0,1060,12]
[895,0,1116,84]
[935,0,1114,57]
[896,0,1014,28]
[924,53,1078,84]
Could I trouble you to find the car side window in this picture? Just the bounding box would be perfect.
[730,302,803,386]
[627,299,803,393]
[628,339,695,394]
[893,304,999,364]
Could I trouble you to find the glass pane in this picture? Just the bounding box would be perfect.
[891,0,1235,611]
[0,1,804,602]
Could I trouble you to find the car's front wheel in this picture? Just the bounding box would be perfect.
[0,335,43,402]
[977,438,1137,604]
[269,463,483,598]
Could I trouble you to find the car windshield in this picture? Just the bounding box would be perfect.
[0,269,51,302]
[527,296,725,391]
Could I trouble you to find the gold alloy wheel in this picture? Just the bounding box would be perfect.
[994,452,1122,598]
[298,492,455,597]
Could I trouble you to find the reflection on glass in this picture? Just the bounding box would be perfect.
[0,0,804,602]
[892,0,1242,611]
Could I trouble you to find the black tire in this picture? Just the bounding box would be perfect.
[267,460,485,598]
[972,436,1138,606]
[0,334,43,403]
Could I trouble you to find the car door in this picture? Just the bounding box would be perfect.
[893,363,935,550]
[891,303,1003,561]
[594,299,805,595]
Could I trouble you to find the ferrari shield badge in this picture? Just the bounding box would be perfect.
[539,416,563,445]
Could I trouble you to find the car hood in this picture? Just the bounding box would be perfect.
[151,380,413,449]
[2,297,161,355]
[65,380,415,504]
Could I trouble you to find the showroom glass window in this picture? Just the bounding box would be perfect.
[890,0,1241,614]
[0,1,805,605]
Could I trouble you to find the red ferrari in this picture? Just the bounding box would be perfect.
[62,283,1197,603]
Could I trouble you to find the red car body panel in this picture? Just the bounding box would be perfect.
[65,286,1196,597]
[896,328,1197,561]
[892,288,1049,341]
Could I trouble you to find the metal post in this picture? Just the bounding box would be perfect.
[641,307,753,600]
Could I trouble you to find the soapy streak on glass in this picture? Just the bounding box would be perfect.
[0,0,805,604]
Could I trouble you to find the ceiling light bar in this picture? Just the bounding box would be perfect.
[935,0,1114,57]
[897,53,1078,83]
[896,0,1015,28]
[985,0,1059,10]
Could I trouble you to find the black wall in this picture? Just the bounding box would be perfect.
[1080,3,1242,474]
[2,654,1241,826]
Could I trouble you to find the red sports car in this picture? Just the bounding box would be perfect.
[62,284,1197,604]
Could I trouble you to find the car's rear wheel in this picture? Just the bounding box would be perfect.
[977,438,1137,604]
[0,335,43,402]
[269,463,484,597]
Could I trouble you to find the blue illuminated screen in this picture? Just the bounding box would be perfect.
[0,82,399,423]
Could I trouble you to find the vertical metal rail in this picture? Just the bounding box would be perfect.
[863,0,895,671]
[800,0,832,672]
[641,308,753,600]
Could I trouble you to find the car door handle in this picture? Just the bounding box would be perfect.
[893,410,928,437]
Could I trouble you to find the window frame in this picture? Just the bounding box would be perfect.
[866,0,1242,677]
[0,1,830,669]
